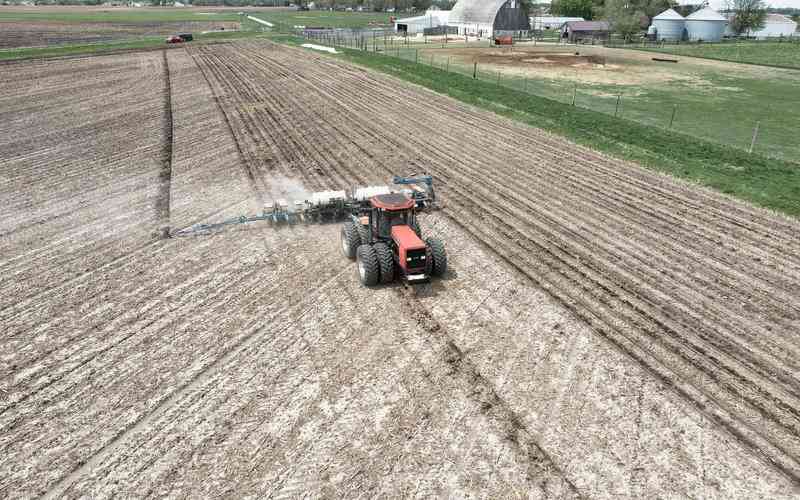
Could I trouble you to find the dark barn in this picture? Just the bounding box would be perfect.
[448,0,531,38]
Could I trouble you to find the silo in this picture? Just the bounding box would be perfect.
[685,7,727,42]
[652,8,685,41]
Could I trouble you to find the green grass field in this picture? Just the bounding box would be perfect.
[613,41,800,69]
[0,31,265,61]
[280,34,800,217]
[330,39,800,161]
[244,10,391,30]
[0,7,240,23]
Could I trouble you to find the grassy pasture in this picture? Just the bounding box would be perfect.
[244,10,391,29]
[615,41,800,70]
[373,42,800,161]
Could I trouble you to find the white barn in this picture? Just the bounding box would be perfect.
[724,13,798,39]
[395,10,451,35]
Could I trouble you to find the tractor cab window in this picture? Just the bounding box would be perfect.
[378,209,409,238]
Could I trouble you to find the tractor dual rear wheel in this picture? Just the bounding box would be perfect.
[356,244,380,286]
[425,237,447,277]
[373,242,395,284]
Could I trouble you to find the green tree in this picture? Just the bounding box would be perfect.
[727,0,767,35]
[550,0,594,19]
[602,0,643,39]
[411,0,431,11]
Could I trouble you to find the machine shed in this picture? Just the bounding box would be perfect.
[395,10,451,35]
[448,0,531,38]
[561,20,611,43]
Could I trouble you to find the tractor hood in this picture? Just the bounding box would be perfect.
[391,225,425,250]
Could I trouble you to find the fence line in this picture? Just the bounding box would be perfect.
[296,28,794,160]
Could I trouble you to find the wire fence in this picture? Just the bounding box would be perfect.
[296,28,797,160]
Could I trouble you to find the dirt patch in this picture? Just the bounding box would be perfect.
[428,45,716,86]
[450,48,608,68]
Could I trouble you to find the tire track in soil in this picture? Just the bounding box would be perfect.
[156,49,173,240]
[398,286,583,499]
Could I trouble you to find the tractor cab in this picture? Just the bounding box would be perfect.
[368,193,418,240]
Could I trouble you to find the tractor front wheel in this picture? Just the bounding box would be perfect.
[356,244,380,286]
[341,221,361,260]
[373,242,395,284]
[426,238,447,277]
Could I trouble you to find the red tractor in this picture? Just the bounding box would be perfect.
[340,192,446,286]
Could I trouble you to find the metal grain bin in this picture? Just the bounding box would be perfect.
[652,8,685,41]
[685,7,727,42]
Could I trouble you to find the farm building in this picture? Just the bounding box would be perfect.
[685,7,727,42]
[448,0,531,38]
[531,16,584,31]
[395,10,451,35]
[561,20,611,43]
[651,8,686,41]
[724,13,798,39]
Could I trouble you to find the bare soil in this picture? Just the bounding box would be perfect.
[2,40,800,498]
[428,43,796,87]
[0,20,238,49]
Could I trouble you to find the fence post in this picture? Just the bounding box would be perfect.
[446,57,450,72]
[669,104,677,128]
[571,84,577,106]
[415,49,418,63]
[473,61,477,78]
[614,94,621,117]
[749,121,761,154]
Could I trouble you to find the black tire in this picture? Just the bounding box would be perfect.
[425,237,447,277]
[373,242,395,284]
[340,221,361,260]
[356,244,380,286]
[356,223,370,245]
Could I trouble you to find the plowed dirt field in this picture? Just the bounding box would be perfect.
[2,40,799,498]
[0,21,238,49]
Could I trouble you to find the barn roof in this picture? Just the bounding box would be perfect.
[564,20,611,31]
[449,0,508,25]
[686,7,727,21]
[396,10,450,26]
[653,8,685,20]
